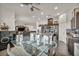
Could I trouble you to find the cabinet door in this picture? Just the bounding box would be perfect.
[48,18,53,26]
[76,12,79,28]
[74,8,79,29]
[71,17,75,29]
[68,38,74,55]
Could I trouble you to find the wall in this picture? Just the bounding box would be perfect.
[59,13,67,43]
[59,11,72,44]
[26,25,36,31]
[15,16,48,31]
[0,7,15,31]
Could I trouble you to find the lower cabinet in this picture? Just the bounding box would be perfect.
[67,38,74,56]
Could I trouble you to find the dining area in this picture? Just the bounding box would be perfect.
[6,31,58,56]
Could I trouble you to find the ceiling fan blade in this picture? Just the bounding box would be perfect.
[22,3,40,11]
[22,3,40,6]
[32,6,40,11]
[22,3,32,5]
[30,7,34,11]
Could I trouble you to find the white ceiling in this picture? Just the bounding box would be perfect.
[0,3,78,25]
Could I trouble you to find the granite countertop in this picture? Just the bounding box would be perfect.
[73,37,79,43]
[67,36,79,43]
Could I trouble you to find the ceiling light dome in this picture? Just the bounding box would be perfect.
[41,12,44,15]
[20,4,24,7]
[54,6,58,10]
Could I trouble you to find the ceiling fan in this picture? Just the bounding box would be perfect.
[22,3,40,11]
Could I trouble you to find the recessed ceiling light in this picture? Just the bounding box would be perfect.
[41,12,44,15]
[32,16,35,18]
[54,6,58,10]
[20,4,24,7]
[46,16,49,18]
[57,13,60,15]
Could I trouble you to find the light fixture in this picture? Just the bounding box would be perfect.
[54,6,58,10]
[20,4,24,7]
[57,13,60,15]
[46,16,49,18]
[32,16,35,18]
[41,12,44,15]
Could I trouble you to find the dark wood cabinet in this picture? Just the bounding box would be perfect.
[48,18,53,26]
[66,31,74,56]
[71,8,79,29]
[67,38,74,56]
[76,12,79,28]
[71,17,75,29]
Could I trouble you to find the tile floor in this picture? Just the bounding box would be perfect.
[56,41,71,56]
[0,41,71,56]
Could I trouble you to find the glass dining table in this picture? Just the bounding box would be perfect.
[11,33,57,56]
[11,41,56,56]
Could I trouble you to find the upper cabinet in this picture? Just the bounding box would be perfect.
[71,8,79,29]
[76,12,79,28]
[48,18,53,26]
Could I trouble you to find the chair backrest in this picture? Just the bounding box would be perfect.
[7,44,30,56]
[7,44,15,56]
[52,41,57,48]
